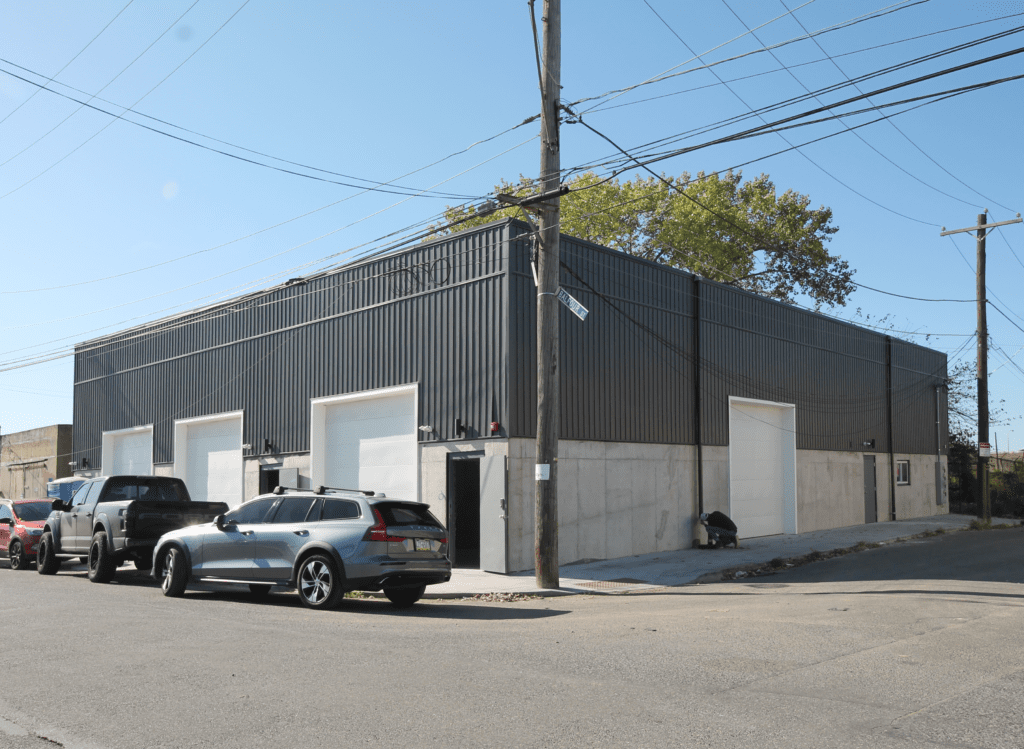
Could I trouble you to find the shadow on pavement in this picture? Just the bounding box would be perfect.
[71,567,570,620]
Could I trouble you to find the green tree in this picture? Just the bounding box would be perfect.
[434,170,853,307]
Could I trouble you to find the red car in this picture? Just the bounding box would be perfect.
[1,499,52,571]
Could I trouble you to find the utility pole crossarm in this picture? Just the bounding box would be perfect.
[939,216,1021,236]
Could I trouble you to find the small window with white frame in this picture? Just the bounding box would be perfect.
[896,460,910,485]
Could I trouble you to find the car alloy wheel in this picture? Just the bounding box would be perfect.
[161,547,187,597]
[8,540,27,570]
[161,550,175,593]
[300,559,332,603]
[297,554,343,610]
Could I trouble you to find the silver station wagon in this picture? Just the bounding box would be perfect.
[151,486,451,609]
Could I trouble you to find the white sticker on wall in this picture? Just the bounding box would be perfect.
[535,463,550,481]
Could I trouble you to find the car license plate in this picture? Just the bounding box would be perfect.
[414,539,431,552]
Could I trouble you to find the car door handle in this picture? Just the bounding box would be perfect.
[240,530,255,536]
[292,530,309,537]
[84,513,91,518]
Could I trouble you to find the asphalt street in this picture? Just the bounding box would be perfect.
[1,532,1022,749]
[741,526,1024,585]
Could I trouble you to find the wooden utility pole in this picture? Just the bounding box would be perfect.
[976,212,990,522]
[940,211,1022,522]
[535,0,561,589]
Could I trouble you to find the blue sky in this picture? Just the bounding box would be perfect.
[1,0,1022,452]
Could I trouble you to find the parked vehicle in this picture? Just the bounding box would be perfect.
[47,476,86,504]
[1,499,51,570]
[152,486,451,609]
[38,476,228,583]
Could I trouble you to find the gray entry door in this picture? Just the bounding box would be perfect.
[864,455,877,524]
[479,455,508,573]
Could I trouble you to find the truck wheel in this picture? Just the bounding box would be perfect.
[87,531,116,583]
[160,547,188,597]
[384,584,426,608]
[36,532,60,575]
[9,540,30,571]
[296,554,344,610]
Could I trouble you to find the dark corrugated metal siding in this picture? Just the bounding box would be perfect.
[73,217,947,466]
[699,283,894,451]
[507,225,695,443]
[891,339,948,454]
[73,224,510,467]
[506,221,946,453]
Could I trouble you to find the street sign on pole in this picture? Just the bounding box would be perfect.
[557,287,588,321]
[979,442,991,458]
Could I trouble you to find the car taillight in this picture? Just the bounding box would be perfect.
[368,508,406,542]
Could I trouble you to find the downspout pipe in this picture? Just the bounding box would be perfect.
[693,277,704,534]
[886,336,897,521]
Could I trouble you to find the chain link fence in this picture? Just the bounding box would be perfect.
[949,455,1024,519]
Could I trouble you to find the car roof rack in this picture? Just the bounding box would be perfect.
[270,485,377,497]
[315,485,376,497]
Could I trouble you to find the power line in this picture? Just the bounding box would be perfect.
[564,110,999,306]
[0,0,135,128]
[586,10,1024,116]
[0,126,536,296]
[0,0,203,173]
[778,0,1017,215]
[571,0,931,112]
[643,0,939,225]
[0,56,478,201]
[568,27,1024,179]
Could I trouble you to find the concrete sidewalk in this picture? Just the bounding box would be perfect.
[427,513,1015,598]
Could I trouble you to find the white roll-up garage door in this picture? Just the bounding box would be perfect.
[174,414,243,507]
[728,398,797,538]
[312,386,417,501]
[102,427,153,475]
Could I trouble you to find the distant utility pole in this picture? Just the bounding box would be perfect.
[940,210,1022,522]
[535,0,561,589]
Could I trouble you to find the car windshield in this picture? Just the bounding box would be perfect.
[375,502,443,528]
[12,502,50,522]
[102,478,190,503]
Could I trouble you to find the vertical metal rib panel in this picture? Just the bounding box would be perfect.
[698,283,896,450]
[507,224,695,443]
[72,222,511,464]
[72,217,947,461]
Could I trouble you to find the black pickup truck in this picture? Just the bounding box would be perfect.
[37,475,228,583]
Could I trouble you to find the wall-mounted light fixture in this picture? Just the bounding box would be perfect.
[862,439,876,448]
[263,438,273,453]
[418,425,434,433]
[455,419,466,437]
[242,443,252,450]
[81,458,90,469]
[490,421,500,434]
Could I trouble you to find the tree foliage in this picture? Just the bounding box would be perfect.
[434,170,854,307]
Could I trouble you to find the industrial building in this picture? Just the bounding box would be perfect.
[72,218,949,572]
[1,424,74,500]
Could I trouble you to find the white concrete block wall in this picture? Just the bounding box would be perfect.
[895,453,948,520]
[242,455,311,501]
[419,439,508,528]
[506,439,700,572]
[794,451,948,532]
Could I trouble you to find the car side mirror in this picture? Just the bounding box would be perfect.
[51,499,65,512]
[214,514,226,530]
[0,518,11,526]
